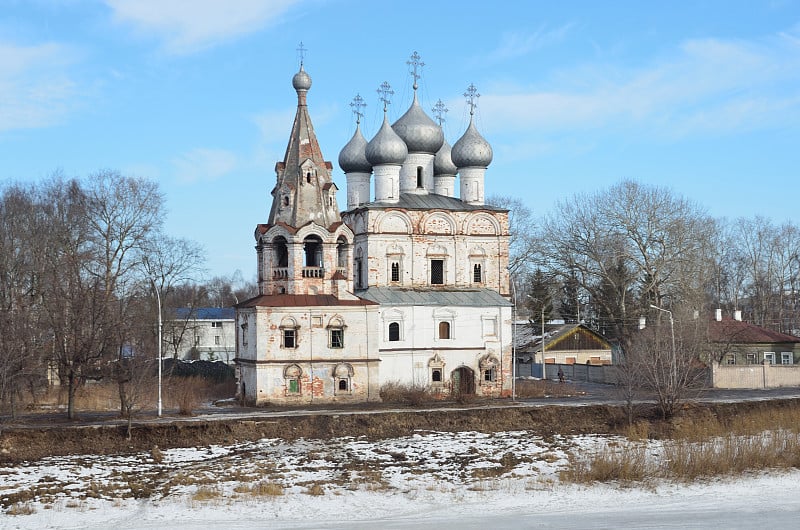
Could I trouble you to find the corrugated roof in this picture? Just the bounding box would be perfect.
[237,294,377,308]
[356,286,512,307]
[709,319,800,344]
[174,307,235,320]
[356,193,507,212]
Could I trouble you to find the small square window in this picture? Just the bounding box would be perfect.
[431,369,442,383]
[483,368,496,382]
[288,379,300,393]
[781,352,793,365]
[726,354,736,365]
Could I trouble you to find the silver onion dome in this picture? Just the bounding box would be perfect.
[433,138,457,175]
[292,65,312,91]
[366,114,408,165]
[392,93,444,154]
[338,123,372,173]
[451,118,493,168]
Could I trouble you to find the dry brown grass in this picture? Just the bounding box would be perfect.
[304,483,325,496]
[561,407,800,484]
[191,486,221,501]
[248,481,284,496]
[515,379,577,399]
[379,382,436,406]
[6,502,36,516]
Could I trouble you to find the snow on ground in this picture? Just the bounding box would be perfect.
[1,430,799,529]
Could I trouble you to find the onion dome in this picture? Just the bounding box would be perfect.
[451,117,493,168]
[392,93,444,154]
[338,123,372,173]
[366,114,408,166]
[434,138,457,175]
[292,65,312,91]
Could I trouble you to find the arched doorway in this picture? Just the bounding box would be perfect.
[451,366,475,396]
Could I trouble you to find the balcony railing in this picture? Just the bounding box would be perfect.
[302,266,325,278]
[272,268,289,279]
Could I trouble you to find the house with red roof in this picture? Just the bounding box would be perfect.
[709,310,800,388]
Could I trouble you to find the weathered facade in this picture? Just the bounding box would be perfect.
[236,54,512,404]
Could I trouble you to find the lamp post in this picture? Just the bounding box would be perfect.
[650,304,676,393]
[510,276,517,401]
[528,295,547,380]
[146,274,163,418]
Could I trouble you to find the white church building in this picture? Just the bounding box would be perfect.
[235,52,513,405]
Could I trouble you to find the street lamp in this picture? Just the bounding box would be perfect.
[650,304,676,392]
[528,295,547,381]
[150,278,163,417]
[510,276,517,401]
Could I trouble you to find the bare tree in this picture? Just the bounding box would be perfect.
[486,195,537,278]
[631,308,709,419]
[541,180,716,343]
[0,184,48,416]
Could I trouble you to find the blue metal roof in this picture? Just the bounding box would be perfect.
[173,307,235,320]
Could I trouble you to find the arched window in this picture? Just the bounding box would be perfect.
[306,172,312,183]
[473,263,482,283]
[338,379,348,391]
[416,166,423,188]
[390,262,400,282]
[432,369,442,382]
[388,322,400,341]
[438,321,450,340]
[283,196,289,206]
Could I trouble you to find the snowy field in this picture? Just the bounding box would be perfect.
[2,430,799,529]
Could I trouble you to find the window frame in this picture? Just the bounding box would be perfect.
[329,328,344,349]
[430,259,444,285]
[388,322,401,342]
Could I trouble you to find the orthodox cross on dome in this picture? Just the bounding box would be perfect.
[464,83,480,116]
[296,41,307,66]
[407,51,425,91]
[350,94,366,125]
[432,99,448,127]
[377,81,394,113]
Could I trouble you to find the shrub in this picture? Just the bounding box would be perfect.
[379,381,435,406]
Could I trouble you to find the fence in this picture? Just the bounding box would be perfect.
[515,361,619,385]
[711,363,800,389]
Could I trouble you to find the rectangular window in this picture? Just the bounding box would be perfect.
[483,368,495,382]
[746,353,756,364]
[473,263,482,283]
[194,335,200,345]
[764,352,775,364]
[214,336,220,345]
[211,322,222,328]
[430,259,444,285]
[283,329,296,348]
[288,379,300,393]
[781,352,793,365]
[391,262,400,282]
[330,329,344,349]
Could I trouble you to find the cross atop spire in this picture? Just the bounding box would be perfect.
[350,94,366,125]
[407,51,424,91]
[432,99,448,127]
[464,83,480,116]
[377,81,394,113]
[296,41,307,66]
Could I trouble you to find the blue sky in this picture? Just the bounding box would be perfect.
[2,1,800,281]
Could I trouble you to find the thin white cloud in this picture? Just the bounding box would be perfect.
[173,148,238,183]
[106,0,304,55]
[478,31,800,139]
[0,41,80,132]
[480,23,576,64]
